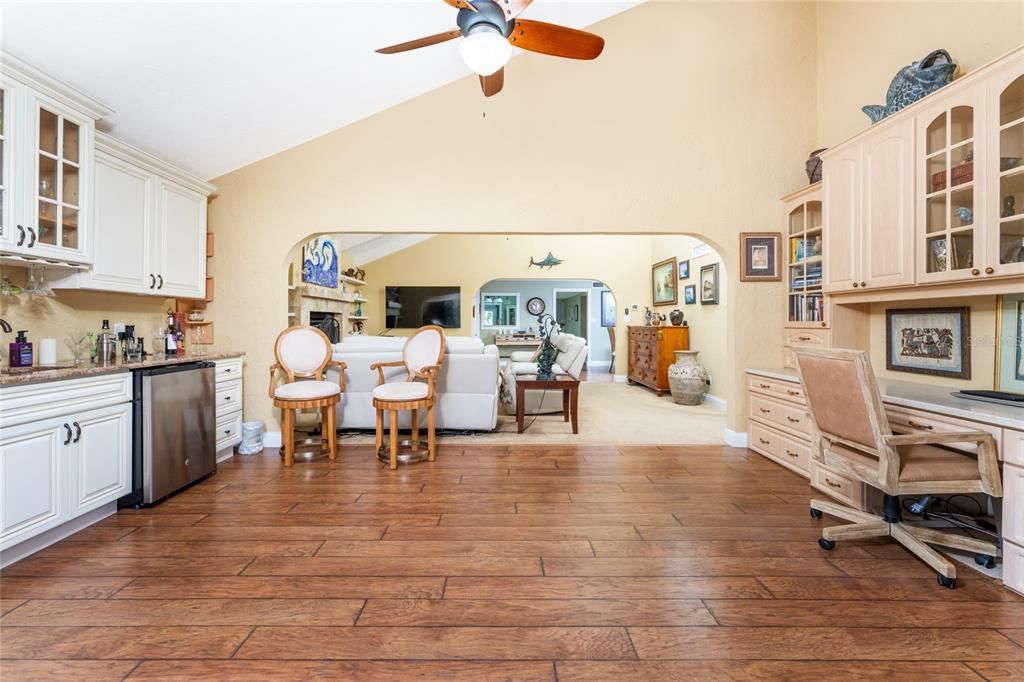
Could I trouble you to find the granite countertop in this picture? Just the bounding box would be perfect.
[746,367,1024,430]
[0,352,245,388]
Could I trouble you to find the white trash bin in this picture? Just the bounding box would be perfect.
[238,420,265,455]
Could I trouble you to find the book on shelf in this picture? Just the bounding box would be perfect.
[789,293,825,322]
[790,238,822,263]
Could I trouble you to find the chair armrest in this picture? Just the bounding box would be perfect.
[326,359,347,390]
[369,360,406,386]
[420,364,442,398]
[268,363,282,399]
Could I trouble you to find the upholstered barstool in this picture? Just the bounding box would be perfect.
[269,326,346,466]
[370,325,445,469]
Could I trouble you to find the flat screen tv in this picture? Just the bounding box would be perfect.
[385,286,461,329]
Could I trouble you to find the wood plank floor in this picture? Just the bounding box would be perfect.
[2,443,1023,681]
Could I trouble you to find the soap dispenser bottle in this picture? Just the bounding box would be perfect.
[9,331,32,368]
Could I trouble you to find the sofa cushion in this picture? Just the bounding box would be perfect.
[334,336,485,355]
[275,380,341,400]
[509,362,568,376]
[373,382,430,401]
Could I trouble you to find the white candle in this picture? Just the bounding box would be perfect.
[39,338,57,366]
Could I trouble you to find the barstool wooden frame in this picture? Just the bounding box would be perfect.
[268,325,347,467]
[370,325,445,470]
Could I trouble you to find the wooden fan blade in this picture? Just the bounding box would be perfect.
[488,0,533,20]
[443,0,477,11]
[509,19,604,60]
[375,29,462,55]
[479,67,504,97]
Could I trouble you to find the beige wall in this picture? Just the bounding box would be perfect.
[651,235,731,402]
[815,1,1024,147]
[0,266,171,363]
[208,1,817,433]
[868,297,998,389]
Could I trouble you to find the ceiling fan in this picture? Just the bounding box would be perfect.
[375,0,605,97]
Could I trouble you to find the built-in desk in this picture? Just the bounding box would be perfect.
[746,367,1024,596]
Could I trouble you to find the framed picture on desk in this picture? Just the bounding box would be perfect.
[996,294,1024,393]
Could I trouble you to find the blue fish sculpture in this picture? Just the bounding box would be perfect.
[529,252,563,269]
[863,49,956,123]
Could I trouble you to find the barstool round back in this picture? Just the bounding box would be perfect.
[403,325,445,379]
[275,326,333,380]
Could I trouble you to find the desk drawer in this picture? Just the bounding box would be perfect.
[811,458,864,510]
[885,406,1002,456]
[1004,540,1024,596]
[749,422,810,475]
[215,358,243,383]
[748,376,805,405]
[215,380,242,417]
[1004,464,1024,547]
[1004,429,1024,468]
[785,329,829,348]
[749,394,810,436]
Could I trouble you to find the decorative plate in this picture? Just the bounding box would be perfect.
[526,297,546,316]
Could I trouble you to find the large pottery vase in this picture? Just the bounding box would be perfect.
[668,350,708,405]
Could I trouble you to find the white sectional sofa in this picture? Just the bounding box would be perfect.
[326,335,500,431]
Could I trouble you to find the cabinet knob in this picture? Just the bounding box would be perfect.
[985,267,994,275]
[852,282,859,288]
[820,322,826,328]
[184,458,191,466]
[860,282,866,288]
[971,269,980,276]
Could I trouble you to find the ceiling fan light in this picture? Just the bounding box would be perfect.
[459,25,511,76]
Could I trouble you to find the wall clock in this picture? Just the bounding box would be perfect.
[526,297,546,316]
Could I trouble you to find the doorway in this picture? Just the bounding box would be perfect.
[554,289,589,342]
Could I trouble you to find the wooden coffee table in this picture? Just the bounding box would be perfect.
[515,374,580,434]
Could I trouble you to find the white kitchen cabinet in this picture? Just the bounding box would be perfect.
[68,402,132,516]
[214,357,243,461]
[0,416,68,548]
[0,52,109,265]
[154,179,207,297]
[53,133,213,298]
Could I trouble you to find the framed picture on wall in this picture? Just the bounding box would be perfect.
[739,232,781,281]
[651,257,678,306]
[699,263,719,305]
[684,285,696,305]
[996,294,1024,394]
[600,290,616,327]
[679,259,690,280]
[885,307,971,379]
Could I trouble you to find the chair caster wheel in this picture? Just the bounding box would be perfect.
[974,554,996,569]
[937,574,956,589]
[818,537,835,551]
[810,508,823,519]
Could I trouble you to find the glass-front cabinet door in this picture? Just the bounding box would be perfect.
[916,85,986,283]
[28,93,89,260]
[990,71,1024,276]
[0,83,10,248]
[786,197,825,327]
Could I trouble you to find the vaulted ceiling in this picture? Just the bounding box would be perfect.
[1,1,639,180]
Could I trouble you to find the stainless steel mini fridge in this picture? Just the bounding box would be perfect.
[120,361,216,506]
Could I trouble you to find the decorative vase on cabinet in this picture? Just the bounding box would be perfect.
[668,350,708,405]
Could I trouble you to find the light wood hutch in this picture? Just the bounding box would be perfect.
[753,46,1024,595]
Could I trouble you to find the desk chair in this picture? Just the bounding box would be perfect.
[269,326,346,466]
[795,348,1002,588]
[370,325,445,470]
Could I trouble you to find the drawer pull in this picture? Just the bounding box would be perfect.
[224,396,231,401]
[224,368,232,373]
[797,336,812,342]
[759,382,771,389]
[786,390,800,396]
[824,477,843,489]
[759,408,771,414]
[786,416,800,423]
[759,438,771,445]
[223,429,231,435]
[785,450,799,458]
[907,420,933,430]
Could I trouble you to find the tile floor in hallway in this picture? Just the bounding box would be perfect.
[1,444,1023,680]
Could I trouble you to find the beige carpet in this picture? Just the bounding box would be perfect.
[340,381,726,446]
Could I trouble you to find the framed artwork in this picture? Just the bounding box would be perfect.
[679,259,690,280]
[699,263,719,305]
[740,232,781,281]
[684,285,696,305]
[302,237,339,288]
[996,294,1024,393]
[600,290,616,327]
[886,307,971,379]
[651,257,678,306]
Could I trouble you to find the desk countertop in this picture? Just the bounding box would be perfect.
[747,367,1024,431]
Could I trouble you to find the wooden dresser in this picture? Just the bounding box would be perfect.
[627,325,689,393]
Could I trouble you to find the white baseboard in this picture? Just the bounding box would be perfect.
[263,431,282,448]
[613,374,629,383]
[703,394,727,412]
[0,502,116,568]
[724,428,749,448]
